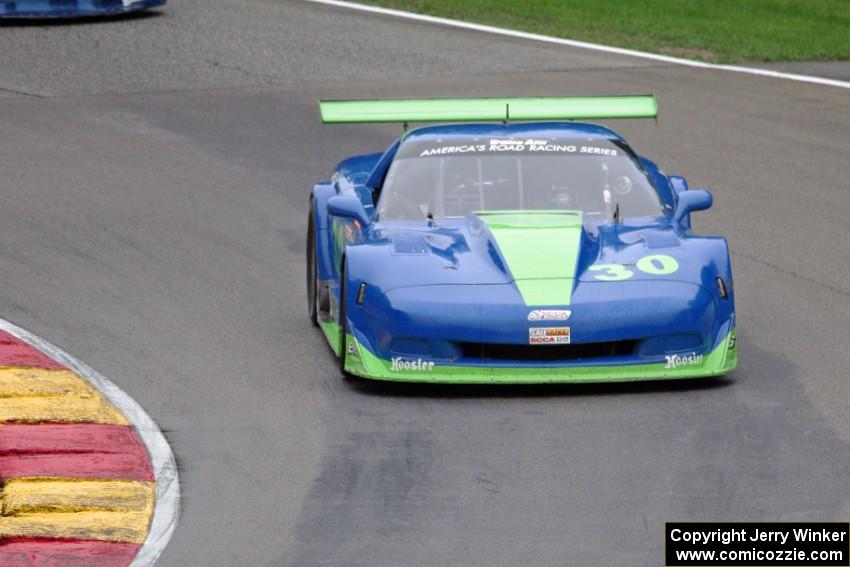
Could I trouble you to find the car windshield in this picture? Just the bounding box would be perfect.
[378,137,664,221]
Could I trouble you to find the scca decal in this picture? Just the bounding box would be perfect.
[589,254,679,281]
[529,327,571,345]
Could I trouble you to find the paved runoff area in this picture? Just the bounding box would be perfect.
[0,1,848,565]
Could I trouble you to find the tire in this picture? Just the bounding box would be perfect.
[306,203,319,326]
[338,258,349,375]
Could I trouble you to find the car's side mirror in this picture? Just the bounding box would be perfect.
[327,195,371,227]
[673,189,713,226]
[669,175,689,194]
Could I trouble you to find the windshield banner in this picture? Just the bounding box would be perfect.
[397,138,621,159]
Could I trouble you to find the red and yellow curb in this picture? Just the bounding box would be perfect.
[0,330,156,566]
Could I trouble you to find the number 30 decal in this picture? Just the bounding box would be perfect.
[588,263,633,281]
[589,254,679,281]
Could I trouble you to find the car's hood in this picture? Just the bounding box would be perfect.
[351,211,714,303]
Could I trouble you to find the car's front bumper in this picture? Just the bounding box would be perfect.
[341,327,737,384]
[0,0,164,18]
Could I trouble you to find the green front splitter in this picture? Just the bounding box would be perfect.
[341,329,737,384]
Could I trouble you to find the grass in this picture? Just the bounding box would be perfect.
[359,0,850,63]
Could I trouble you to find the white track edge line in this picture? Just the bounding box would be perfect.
[303,0,850,90]
[0,319,179,567]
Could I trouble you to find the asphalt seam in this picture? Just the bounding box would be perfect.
[731,251,850,299]
[0,319,180,567]
[0,85,44,98]
[302,0,850,91]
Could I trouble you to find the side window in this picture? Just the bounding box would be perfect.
[605,159,663,218]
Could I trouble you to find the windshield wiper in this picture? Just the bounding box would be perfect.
[613,202,621,225]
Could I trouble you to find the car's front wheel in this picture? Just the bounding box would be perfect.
[306,203,319,326]
[338,258,349,374]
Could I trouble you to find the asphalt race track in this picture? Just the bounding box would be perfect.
[1,1,849,565]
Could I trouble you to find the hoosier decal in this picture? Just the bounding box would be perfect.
[390,357,435,371]
[664,352,704,369]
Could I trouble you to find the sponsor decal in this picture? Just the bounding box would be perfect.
[420,144,484,157]
[406,139,621,158]
[347,341,358,356]
[390,357,435,372]
[487,139,619,155]
[664,352,704,369]
[528,309,571,321]
[728,333,736,350]
[529,327,571,345]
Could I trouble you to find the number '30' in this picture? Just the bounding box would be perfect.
[589,254,679,281]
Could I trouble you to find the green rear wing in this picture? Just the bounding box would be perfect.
[319,95,657,124]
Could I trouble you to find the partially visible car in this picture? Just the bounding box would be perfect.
[0,0,165,18]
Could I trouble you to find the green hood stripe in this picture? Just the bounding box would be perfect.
[477,211,582,306]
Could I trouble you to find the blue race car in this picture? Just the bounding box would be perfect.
[307,96,737,383]
[0,0,164,18]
